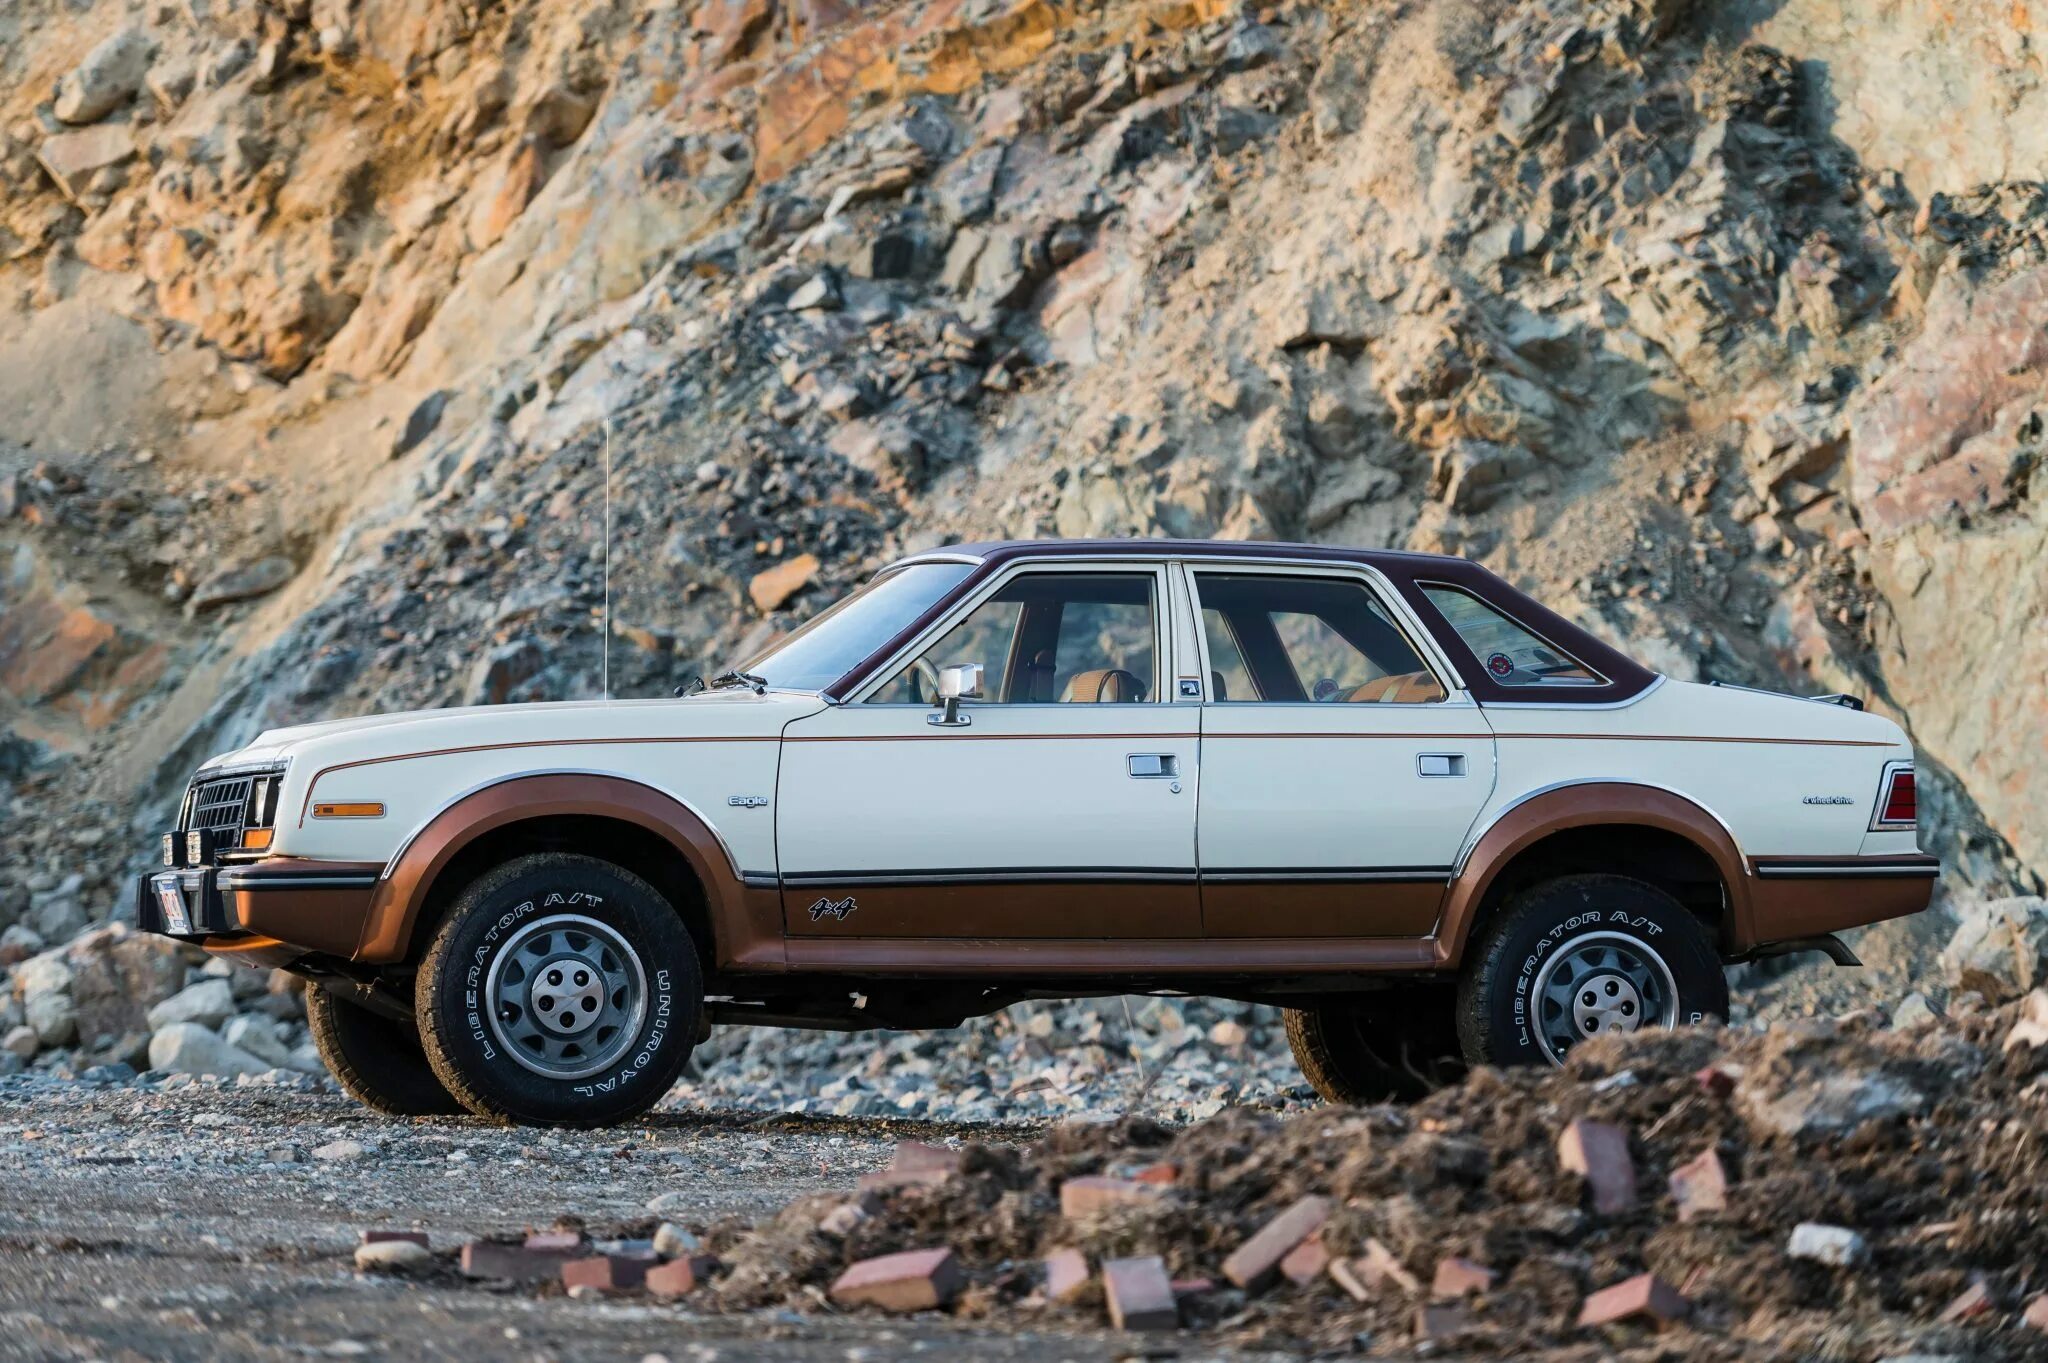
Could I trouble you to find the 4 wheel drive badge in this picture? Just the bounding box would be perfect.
[807,895,857,922]
[1801,794,1855,805]
[727,794,769,808]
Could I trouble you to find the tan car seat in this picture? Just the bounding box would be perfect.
[1061,668,1145,702]
[1344,671,1446,704]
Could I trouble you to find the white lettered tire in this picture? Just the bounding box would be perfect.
[1456,873,1727,1070]
[416,853,702,1127]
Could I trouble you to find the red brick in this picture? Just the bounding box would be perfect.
[828,1247,963,1313]
[646,1255,718,1298]
[1279,1233,1329,1286]
[1432,1256,1495,1298]
[1558,1118,1636,1214]
[562,1254,655,1293]
[460,1240,573,1282]
[1058,1176,1165,1217]
[360,1230,429,1248]
[1131,1161,1178,1185]
[1043,1247,1090,1304]
[1668,1147,1728,1222]
[1359,1237,1422,1294]
[1222,1195,1330,1290]
[1695,1064,1738,1099]
[1577,1273,1690,1328]
[1939,1278,1996,1323]
[524,1230,585,1253]
[1103,1256,1178,1331]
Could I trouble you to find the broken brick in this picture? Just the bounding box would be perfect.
[1577,1273,1690,1329]
[645,1254,718,1298]
[1279,1233,1329,1286]
[561,1254,655,1293]
[1043,1247,1090,1304]
[1695,1064,1738,1099]
[360,1230,429,1248]
[1359,1237,1423,1294]
[1668,1147,1729,1222]
[828,1247,963,1313]
[460,1240,574,1283]
[1939,1278,1996,1323]
[1131,1161,1178,1185]
[1558,1117,1636,1214]
[1058,1175,1165,1217]
[858,1140,961,1191]
[1330,1257,1372,1302]
[1432,1256,1496,1298]
[1222,1195,1330,1290]
[1103,1256,1178,1331]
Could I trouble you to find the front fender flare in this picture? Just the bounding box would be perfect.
[353,772,781,968]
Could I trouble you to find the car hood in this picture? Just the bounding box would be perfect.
[200,691,829,773]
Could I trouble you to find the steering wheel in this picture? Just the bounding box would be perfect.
[911,656,942,705]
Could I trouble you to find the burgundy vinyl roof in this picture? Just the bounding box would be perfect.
[846,538,1658,706]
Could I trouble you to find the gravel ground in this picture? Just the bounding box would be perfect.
[0,1078,1277,1363]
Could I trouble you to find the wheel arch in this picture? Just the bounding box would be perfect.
[1436,781,1754,964]
[355,772,783,972]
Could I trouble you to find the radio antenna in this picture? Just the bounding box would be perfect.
[601,415,613,701]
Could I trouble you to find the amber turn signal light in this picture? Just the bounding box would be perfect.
[241,828,275,850]
[312,802,386,819]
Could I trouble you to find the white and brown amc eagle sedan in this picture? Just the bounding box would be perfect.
[141,539,1934,1126]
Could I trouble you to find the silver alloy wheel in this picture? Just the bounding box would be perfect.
[1529,930,1678,1066]
[484,914,647,1081]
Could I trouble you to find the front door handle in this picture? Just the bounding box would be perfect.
[1127,754,1180,779]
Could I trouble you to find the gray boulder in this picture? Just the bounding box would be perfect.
[54,28,156,125]
[15,953,76,1046]
[146,978,236,1031]
[147,1022,273,1078]
[221,1014,294,1069]
[1940,897,2048,1002]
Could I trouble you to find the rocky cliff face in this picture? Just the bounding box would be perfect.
[1,0,2044,947]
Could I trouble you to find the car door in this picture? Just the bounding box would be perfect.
[1188,564,1498,937]
[775,562,1200,938]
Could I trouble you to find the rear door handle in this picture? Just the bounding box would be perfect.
[1417,753,1466,778]
[1127,754,1180,778]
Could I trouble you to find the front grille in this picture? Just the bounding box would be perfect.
[179,766,285,861]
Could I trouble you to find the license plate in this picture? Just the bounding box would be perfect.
[152,875,192,934]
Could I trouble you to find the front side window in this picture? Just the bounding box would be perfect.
[735,561,973,692]
[1420,584,1600,687]
[1195,573,1446,703]
[868,572,1158,704]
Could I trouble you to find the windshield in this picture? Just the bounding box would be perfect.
[732,561,976,693]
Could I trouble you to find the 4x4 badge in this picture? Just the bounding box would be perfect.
[807,896,857,922]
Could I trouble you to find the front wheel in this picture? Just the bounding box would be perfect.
[415,853,703,1127]
[1456,873,1727,1069]
[306,985,465,1117]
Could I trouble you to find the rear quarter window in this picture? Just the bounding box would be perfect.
[1421,584,1602,687]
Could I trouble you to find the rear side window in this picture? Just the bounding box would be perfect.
[1420,584,1601,687]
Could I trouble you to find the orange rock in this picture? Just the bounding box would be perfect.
[748,553,819,612]
[471,139,551,249]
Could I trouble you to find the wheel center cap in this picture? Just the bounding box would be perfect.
[527,954,604,1036]
[1570,972,1644,1038]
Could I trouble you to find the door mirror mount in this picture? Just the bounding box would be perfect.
[929,662,984,727]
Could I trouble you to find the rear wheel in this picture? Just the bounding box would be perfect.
[306,986,464,1117]
[1284,985,1465,1103]
[415,853,703,1127]
[1457,873,1727,1068]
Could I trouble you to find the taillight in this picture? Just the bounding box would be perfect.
[1874,764,1916,828]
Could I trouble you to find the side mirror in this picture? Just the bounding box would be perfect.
[929,662,984,727]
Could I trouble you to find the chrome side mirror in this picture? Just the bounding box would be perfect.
[929,662,984,727]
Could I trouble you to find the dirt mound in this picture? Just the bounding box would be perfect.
[517,1001,2048,1359]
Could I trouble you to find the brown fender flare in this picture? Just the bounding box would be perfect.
[1433,782,1754,965]
[353,773,784,970]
